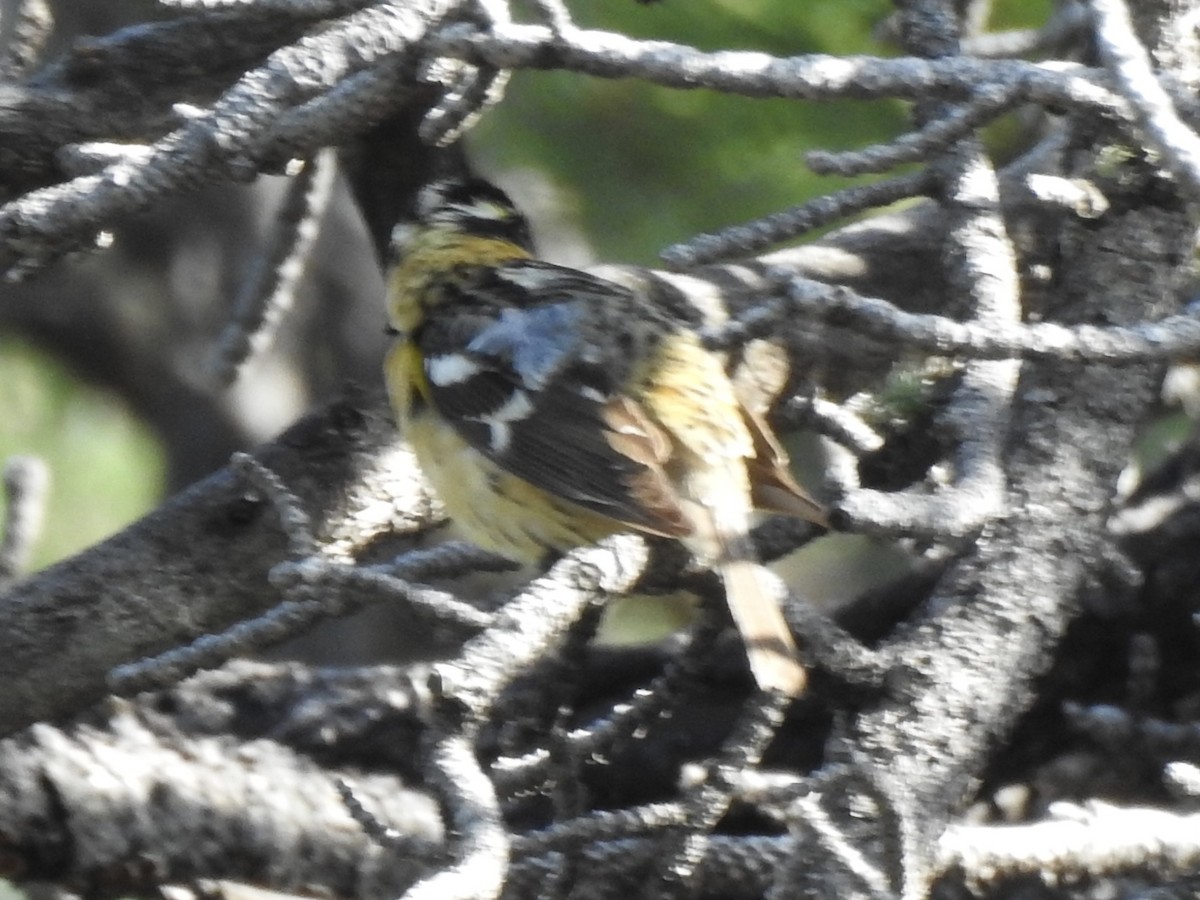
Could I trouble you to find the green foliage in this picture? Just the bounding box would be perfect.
[0,336,165,571]
[478,0,904,263]
[1132,410,1195,481]
[988,0,1053,31]
[476,0,1053,263]
[863,357,961,428]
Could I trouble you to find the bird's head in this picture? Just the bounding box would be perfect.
[385,178,536,333]
[390,177,534,260]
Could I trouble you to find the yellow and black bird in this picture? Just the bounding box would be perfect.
[383,178,827,696]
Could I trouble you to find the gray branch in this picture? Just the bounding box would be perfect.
[0,392,439,736]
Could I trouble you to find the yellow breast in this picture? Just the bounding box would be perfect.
[386,232,530,333]
[384,339,620,563]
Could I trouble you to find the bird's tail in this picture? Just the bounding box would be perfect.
[717,534,807,697]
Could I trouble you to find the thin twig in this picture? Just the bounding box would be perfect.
[1091,0,1200,203]
[228,452,317,557]
[1164,762,1200,800]
[492,610,723,799]
[419,64,511,148]
[107,544,499,696]
[791,788,898,899]
[782,395,885,456]
[940,801,1200,888]
[429,23,1132,120]
[650,691,792,897]
[56,143,157,177]
[713,276,1200,365]
[805,88,1019,177]
[156,0,373,11]
[661,171,936,268]
[0,0,458,279]
[1063,701,1200,758]
[527,0,573,34]
[960,1,1089,58]
[402,731,508,900]
[433,534,650,721]
[511,803,686,858]
[0,456,49,587]
[207,150,338,387]
[1019,173,1109,217]
[336,776,445,858]
[0,0,52,79]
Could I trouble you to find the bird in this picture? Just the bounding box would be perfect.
[382,177,828,696]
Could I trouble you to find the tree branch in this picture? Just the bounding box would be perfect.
[0,391,439,736]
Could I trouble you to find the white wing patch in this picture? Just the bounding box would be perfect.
[426,353,479,387]
[652,271,729,324]
[480,389,535,452]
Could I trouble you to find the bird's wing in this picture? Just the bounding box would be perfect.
[417,260,691,538]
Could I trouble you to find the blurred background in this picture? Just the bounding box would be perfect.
[0,0,1048,574]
